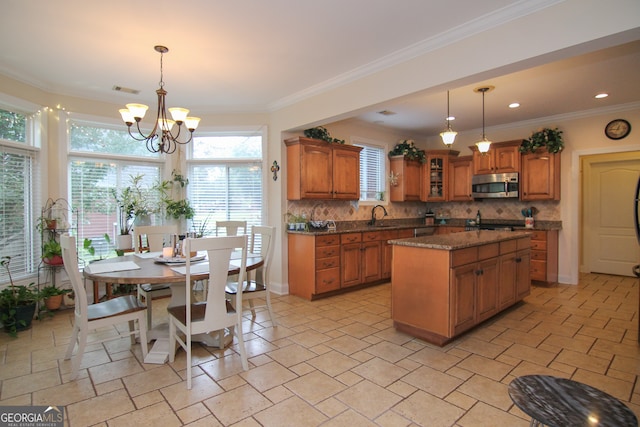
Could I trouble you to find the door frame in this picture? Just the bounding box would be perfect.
[580,151,640,275]
[570,145,640,282]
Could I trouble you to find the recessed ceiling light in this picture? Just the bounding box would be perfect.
[595,93,608,99]
[377,110,396,116]
[509,102,520,108]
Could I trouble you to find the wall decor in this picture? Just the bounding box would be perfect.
[271,160,280,181]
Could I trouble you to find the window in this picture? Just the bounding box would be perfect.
[353,137,386,203]
[188,132,264,235]
[0,106,41,285]
[69,121,162,261]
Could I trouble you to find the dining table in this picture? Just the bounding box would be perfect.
[83,250,263,364]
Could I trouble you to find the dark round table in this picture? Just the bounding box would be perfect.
[508,375,637,427]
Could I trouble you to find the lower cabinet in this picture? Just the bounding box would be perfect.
[530,230,558,284]
[289,228,413,300]
[391,236,531,346]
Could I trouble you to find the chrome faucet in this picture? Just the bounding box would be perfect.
[369,204,388,226]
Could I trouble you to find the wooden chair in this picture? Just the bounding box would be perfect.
[60,235,148,380]
[226,226,277,326]
[215,220,247,236]
[133,224,179,334]
[168,235,249,389]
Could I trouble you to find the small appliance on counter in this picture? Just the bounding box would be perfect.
[425,210,435,225]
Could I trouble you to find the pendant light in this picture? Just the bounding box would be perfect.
[439,90,457,146]
[474,86,494,153]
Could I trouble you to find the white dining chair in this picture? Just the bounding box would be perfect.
[215,220,247,237]
[226,226,277,326]
[168,235,249,389]
[133,224,179,334]
[60,235,148,380]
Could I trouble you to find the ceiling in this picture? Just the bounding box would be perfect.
[0,1,639,137]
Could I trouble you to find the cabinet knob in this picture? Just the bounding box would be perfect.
[515,257,522,263]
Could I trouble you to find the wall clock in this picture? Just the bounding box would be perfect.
[604,119,631,140]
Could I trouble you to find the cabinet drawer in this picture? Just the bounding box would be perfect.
[530,260,547,280]
[531,250,546,261]
[341,233,362,244]
[517,237,531,250]
[316,256,339,270]
[531,240,547,251]
[317,245,340,258]
[452,247,478,267]
[478,243,499,260]
[316,268,340,293]
[499,239,517,254]
[530,230,546,241]
[362,231,382,242]
[316,234,340,247]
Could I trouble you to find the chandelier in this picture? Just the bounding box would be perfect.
[439,90,457,146]
[474,86,493,154]
[119,45,200,154]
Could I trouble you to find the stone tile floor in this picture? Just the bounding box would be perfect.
[0,272,638,426]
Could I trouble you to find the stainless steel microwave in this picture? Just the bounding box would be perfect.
[471,172,519,198]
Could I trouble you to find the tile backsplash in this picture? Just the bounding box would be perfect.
[285,199,560,225]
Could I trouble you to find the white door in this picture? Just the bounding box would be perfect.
[583,152,640,276]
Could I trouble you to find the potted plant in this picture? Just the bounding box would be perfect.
[0,256,40,336]
[520,127,564,154]
[303,126,345,144]
[111,174,157,249]
[40,285,71,312]
[42,239,63,265]
[158,170,195,228]
[388,139,426,163]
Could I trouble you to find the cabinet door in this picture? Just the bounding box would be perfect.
[300,143,333,198]
[341,242,362,287]
[451,264,476,335]
[390,157,422,201]
[515,249,531,299]
[494,145,520,173]
[498,252,517,310]
[332,147,360,199]
[521,151,560,200]
[448,157,472,201]
[423,155,447,201]
[473,151,494,175]
[362,241,382,283]
[476,258,499,323]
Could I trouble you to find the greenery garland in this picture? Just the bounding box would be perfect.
[388,139,426,163]
[303,126,345,144]
[520,128,564,154]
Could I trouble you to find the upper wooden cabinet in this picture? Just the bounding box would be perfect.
[521,150,561,200]
[471,140,521,175]
[389,155,422,202]
[285,137,362,200]
[421,149,459,202]
[448,155,473,201]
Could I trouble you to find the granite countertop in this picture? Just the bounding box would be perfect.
[388,229,532,250]
[287,218,561,236]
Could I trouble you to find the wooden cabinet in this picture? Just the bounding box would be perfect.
[529,230,559,283]
[437,226,465,235]
[289,228,411,300]
[389,155,421,202]
[391,236,531,346]
[498,238,531,310]
[448,156,473,201]
[422,150,459,202]
[285,137,362,200]
[288,233,340,299]
[521,150,561,200]
[451,243,500,335]
[471,140,521,175]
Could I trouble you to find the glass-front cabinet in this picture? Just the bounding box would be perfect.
[422,150,459,202]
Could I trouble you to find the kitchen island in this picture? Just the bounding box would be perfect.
[389,230,531,346]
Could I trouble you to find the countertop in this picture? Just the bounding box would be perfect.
[388,229,532,250]
[286,218,561,236]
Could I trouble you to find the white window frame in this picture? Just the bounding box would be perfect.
[352,136,387,206]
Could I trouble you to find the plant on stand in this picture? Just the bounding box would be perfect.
[39,284,71,314]
[158,170,195,232]
[0,256,40,337]
[42,239,63,265]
